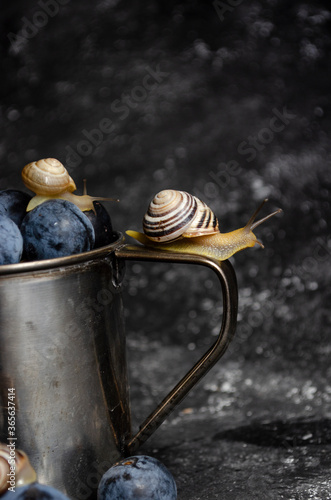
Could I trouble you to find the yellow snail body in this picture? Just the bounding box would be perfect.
[0,444,37,494]
[126,190,282,261]
[22,158,118,213]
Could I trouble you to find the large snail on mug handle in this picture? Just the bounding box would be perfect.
[22,158,118,213]
[126,190,282,261]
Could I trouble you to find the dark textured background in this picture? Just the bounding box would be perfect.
[1,1,331,498]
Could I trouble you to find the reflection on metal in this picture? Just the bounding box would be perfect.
[0,234,130,498]
[115,243,238,454]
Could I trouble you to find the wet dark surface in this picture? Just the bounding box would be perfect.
[1,1,331,498]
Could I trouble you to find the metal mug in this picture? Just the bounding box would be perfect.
[0,233,238,499]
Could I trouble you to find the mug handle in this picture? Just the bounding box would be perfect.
[115,244,238,454]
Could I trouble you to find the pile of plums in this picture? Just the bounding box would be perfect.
[0,189,115,265]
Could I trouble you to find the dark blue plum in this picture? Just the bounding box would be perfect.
[21,199,95,261]
[84,201,116,248]
[1,482,70,500]
[97,455,177,500]
[0,189,32,227]
[0,215,23,264]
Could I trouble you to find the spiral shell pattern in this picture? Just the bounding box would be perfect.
[143,190,219,242]
[0,444,37,494]
[22,158,76,195]
[182,198,219,238]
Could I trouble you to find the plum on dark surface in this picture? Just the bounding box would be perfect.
[1,482,70,500]
[21,199,95,261]
[0,189,32,227]
[84,201,116,248]
[97,455,177,500]
[0,214,23,264]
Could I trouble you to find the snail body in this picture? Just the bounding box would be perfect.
[0,444,37,494]
[22,158,118,213]
[126,190,282,261]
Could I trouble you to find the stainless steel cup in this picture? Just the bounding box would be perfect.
[0,233,237,500]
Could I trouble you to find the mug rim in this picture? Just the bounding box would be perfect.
[0,232,124,276]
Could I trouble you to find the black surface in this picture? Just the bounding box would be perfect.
[1,1,331,498]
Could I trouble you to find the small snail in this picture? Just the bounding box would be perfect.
[22,158,118,213]
[0,444,37,494]
[126,189,282,261]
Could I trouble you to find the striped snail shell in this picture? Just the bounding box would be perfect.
[22,158,77,196]
[143,190,219,242]
[0,444,37,494]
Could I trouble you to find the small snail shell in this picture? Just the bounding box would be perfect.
[0,444,37,494]
[22,158,118,213]
[127,189,282,261]
[22,158,76,196]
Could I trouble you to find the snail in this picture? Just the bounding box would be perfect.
[0,444,37,494]
[126,189,282,261]
[22,158,118,213]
